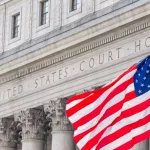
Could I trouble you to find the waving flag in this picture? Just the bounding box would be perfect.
[66,56,150,150]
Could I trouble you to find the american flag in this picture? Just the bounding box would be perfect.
[66,55,150,150]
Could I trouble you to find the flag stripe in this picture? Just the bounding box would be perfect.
[96,102,150,149]
[68,69,136,129]
[104,122,150,150]
[74,86,134,137]
[73,79,134,130]
[66,65,136,105]
[74,85,135,138]
[78,91,149,150]
[114,128,150,150]
[73,76,135,141]
[66,93,94,110]
[66,56,150,150]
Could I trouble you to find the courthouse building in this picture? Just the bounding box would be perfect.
[0,0,149,149]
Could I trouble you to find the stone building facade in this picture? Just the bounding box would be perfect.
[0,0,149,149]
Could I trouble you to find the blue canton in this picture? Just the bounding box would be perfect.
[134,55,150,96]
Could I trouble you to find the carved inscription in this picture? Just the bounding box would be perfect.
[0,35,150,101]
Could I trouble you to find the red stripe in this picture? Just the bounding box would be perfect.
[73,77,134,134]
[66,65,136,105]
[96,65,136,93]
[66,91,93,104]
[96,114,150,149]
[81,97,149,150]
[115,130,150,150]
[74,90,136,143]
[67,92,101,117]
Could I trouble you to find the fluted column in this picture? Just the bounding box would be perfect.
[132,140,149,150]
[0,118,17,150]
[15,109,47,150]
[44,99,76,150]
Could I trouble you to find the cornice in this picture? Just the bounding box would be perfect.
[0,19,149,86]
[0,0,147,67]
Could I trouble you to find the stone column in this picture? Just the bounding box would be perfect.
[132,139,149,150]
[44,99,76,150]
[0,118,17,150]
[15,109,47,150]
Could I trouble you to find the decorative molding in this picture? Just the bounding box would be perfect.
[44,98,73,132]
[0,7,5,53]
[53,0,62,29]
[86,0,95,15]
[0,21,150,85]
[0,118,17,148]
[14,109,48,141]
[24,0,33,41]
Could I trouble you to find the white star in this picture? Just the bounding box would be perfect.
[149,64,150,67]
[138,73,140,77]
[141,67,144,70]
[148,85,150,88]
[136,80,138,83]
[138,90,142,94]
[141,84,144,87]
[143,77,147,80]
[146,70,149,73]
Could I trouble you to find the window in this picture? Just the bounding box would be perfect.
[71,0,81,11]
[40,0,49,26]
[12,13,20,38]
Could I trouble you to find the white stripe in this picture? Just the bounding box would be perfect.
[74,83,134,136]
[77,110,123,149]
[66,93,93,110]
[69,70,136,124]
[100,91,150,140]
[101,121,150,150]
[93,91,150,149]
[122,90,150,111]
[95,106,149,149]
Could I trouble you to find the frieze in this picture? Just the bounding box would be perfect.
[0,20,149,87]
[0,26,150,101]
[86,0,95,14]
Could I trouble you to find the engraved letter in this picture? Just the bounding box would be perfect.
[99,54,104,64]
[89,58,94,68]
[40,76,45,86]
[18,85,23,94]
[13,87,17,96]
[35,78,39,88]
[116,47,121,58]
[59,69,63,79]
[80,61,85,71]
[108,51,113,61]
[46,75,51,85]
[7,89,11,98]
[145,37,150,47]
[52,72,56,82]
[64,67,68,77]
[135,40,141,52]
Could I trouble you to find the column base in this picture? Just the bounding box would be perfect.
[132,139,149,150]
[22,139,45,150]
[51,131,76,150]
[0,147,16,150]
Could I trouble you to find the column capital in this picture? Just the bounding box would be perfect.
[15,109,47,141]
[0,118,17,148]
[44,98,73,132]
